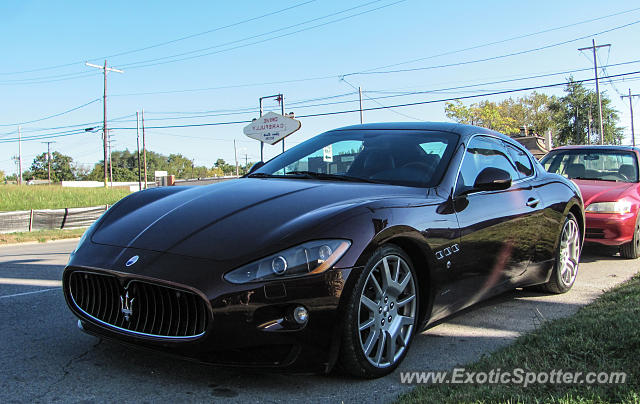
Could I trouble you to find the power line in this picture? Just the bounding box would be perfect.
[0,129,89,144]
[4,61,638,139]
[103,19,640,98]
[342,19,640,78]
[106,70,640,130]
[116,59,640,122]
[0,98,101,127]
[2,5,637,90]
[0,113,135,138]
[116,0,407,70]
[354,6,640,74]
[0,1,317,76]
[0,0,404,85]
[2,71,638,146]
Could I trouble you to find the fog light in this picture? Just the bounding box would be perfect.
[293,306,309,324]
[272,256,288,275]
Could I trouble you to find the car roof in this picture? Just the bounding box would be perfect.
[552,144,640,152]
[331,122,511,141]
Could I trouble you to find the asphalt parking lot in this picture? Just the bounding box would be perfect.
[1,239,637,403]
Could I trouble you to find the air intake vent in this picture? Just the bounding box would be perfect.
[586,228,605,239]
[67,271,208,339]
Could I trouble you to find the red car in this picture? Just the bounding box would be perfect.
[541,145,640,258]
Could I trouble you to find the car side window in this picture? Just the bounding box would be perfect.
[503,141,534,179]
[456,136,519,194]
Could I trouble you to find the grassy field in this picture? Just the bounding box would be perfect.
[398,274,640,404]
[0,185,130,211]
[0,228,86,245]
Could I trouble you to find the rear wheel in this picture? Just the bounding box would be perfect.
[540,213,581,294]
[620,215,640,259]
[338,245,418,378]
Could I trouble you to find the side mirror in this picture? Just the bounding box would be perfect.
[247,161,265,175]
[473,167,512,191]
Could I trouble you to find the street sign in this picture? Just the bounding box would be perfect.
[243,111,301,145]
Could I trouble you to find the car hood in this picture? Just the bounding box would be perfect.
[91,178,426,260]
[572,179,637,206]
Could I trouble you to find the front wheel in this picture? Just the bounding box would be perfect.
[338,245,419,378]
[540,213,581,294]
[620,215,640,259]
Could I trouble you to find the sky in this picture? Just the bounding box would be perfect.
[1,0,639,177]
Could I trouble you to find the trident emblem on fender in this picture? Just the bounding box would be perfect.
[120,291,135,321]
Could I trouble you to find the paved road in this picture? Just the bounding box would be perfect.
[0,240,637,403]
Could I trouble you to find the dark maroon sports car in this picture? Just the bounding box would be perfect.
[63,122,584,378]
[541,145,640,258]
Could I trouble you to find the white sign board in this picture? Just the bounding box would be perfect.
[323,145,333,162]
[154,171,168,177]
[243,111,301,145]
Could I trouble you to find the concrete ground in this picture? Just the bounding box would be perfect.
[0,240,637,403]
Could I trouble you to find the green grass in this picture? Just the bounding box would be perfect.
[0,184,130,211]
[398,274,640,404]
[0,228,86,245]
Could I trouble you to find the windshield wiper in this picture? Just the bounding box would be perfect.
[284,170,381,183]
[571,176,619,182]
[247,172,279,178]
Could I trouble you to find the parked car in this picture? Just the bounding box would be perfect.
[540,145,640,258]
[63,122,583,378]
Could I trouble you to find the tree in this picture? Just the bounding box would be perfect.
[86,149,219,182]
[0,169,5,183]
[213,158,234,176]
[444,92,557,136]
[29,151,75,182]
[548,80,623,146]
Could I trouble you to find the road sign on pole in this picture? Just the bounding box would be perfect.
[243,111,301,145]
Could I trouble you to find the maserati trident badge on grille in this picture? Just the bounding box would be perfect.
[120,291,134,321]
[125,255,139,267]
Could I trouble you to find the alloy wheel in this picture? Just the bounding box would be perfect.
[357,255,416,368]
[558,218,580,286]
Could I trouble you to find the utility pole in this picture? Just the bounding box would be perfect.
[142,109,148,189]
[41,141,56,183]
[621,89,639,147]
[86,60,123,187]
[279,94,285,154]
[358,87,363,124]
[587,94,593,145]
[107,134,114,186]
[17,126,23,185]
[11,156,20,184]
[244,153,248,168]
[234,139,239,177]
[136,111,142,190]
[578,39,610,145]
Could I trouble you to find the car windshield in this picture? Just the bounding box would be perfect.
[540,149,639,183]
[251,129,459,187]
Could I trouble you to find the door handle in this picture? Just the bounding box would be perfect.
[526,197,540,207]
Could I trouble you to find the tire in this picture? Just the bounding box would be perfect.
[620,215,640,259]
[539,213,581,294]
[338,245,419,378]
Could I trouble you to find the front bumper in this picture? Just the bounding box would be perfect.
[584,212,637,246]
[63,244,358,373]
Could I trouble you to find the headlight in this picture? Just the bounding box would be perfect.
[585,201,632,214]
[224,239,351,284]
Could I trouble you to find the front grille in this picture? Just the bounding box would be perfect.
[586,228,605,239]
[67,271,209,339]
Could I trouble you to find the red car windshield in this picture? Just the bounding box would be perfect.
[541,149,639,183]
